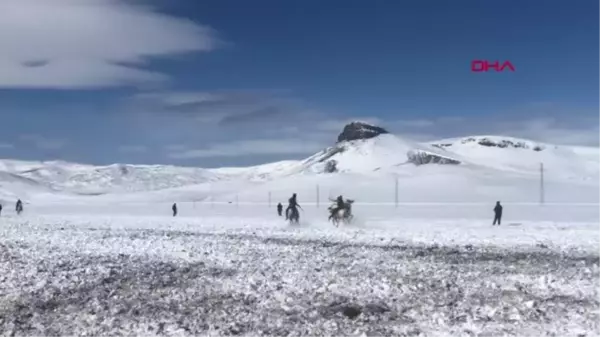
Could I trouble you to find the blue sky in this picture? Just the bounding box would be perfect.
[0,0,597,167]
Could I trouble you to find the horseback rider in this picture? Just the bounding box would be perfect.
[286,193,300,220]
[329,195,346,219]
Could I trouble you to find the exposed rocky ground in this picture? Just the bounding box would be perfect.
[407,150,461,165]
[1,223,598,336]
[337,122,389,143]
[432,137,546,152]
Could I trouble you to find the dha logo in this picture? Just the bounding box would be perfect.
[471,60,515,72]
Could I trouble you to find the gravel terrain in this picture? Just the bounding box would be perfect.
[1,220,598,336]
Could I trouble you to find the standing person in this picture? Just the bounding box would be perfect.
[493,201,503,225]
[16,199,23,215]
[172,203,178,217]
[0,203,3,216]
[276,202,283,216]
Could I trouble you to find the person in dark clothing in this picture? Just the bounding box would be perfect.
[16,199,23,215]
[329,195,345,219]
[0,203,3,216]
[493,201,502,225]
[276,203,283,216]
[172,203,178,217]
[334,195,345,212]
[285,193,300,220]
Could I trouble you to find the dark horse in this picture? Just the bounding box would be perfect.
[287,207,300,224]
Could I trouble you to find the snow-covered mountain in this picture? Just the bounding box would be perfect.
[429,135,599,180]
[0,159,223,195]
[298,132,461,174]
[0,122,597,205]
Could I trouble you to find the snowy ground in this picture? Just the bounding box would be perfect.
[1,203,598,336]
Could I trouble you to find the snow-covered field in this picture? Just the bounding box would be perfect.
[0,128,599,336]
[1,202,598,336]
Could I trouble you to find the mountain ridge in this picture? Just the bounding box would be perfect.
[0,122,597,204]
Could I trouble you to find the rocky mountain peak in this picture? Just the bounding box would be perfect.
[336,121,389,143]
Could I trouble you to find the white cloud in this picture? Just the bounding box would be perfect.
[0,0,218,88]
[0,143,14,149]
[168,139,327,159]
[135,92,225,107]
[118,145,148,154]
[19,134,66,150]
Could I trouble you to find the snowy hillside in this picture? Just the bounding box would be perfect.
[298,134,461,174]
[430,136,599,180]
[0,160,224,194]
[0,122,597,205]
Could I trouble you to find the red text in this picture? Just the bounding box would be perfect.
[471,60,515,72]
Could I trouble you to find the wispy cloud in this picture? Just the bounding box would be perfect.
[383,102,600,146]
[0,0,220,89]
[163,144,188,152]
[167,139,327,159]
[129,90,320,130]
[0,143,14,149]
[218,106,286,126]
[118,145,148,154]
[494,117,599,146]
[123,97,599,164]
[391,119,436,128]
[134,92,225,107]
[19,134,66,150]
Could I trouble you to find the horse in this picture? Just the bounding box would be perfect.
[329,199,354,227]
[287,207,300,224]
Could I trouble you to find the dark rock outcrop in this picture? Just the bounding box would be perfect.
[433,137,545,152]
[337,122,389,143]
[324,160,338,173]
[407,150,461,165]
[118,164,129,175]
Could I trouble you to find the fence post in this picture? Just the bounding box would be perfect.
[316,184,320,208]
[540,162,545,204]
[394,177,399,208]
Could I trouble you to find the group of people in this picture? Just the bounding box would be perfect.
[274,195,504,226]
[0,199,24,216]
[276,193,348,220]
[168,196,503,226]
